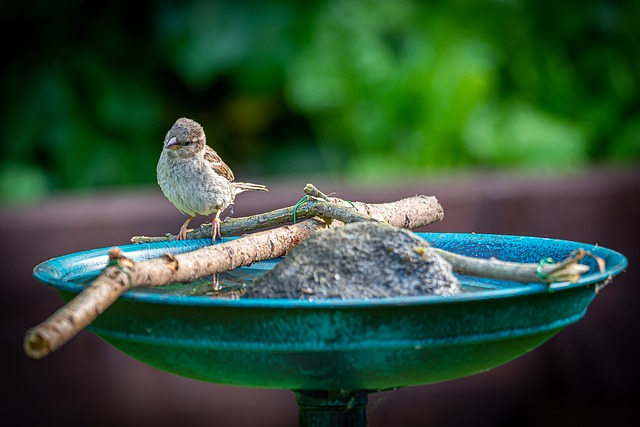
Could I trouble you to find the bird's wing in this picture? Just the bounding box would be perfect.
[204,146,235,182]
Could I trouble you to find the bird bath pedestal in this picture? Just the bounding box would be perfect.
[32,233,627,426]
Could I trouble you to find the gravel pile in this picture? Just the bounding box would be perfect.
[244,222,460,300]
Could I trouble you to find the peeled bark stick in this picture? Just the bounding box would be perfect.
[24,218,327,359]
[24,249,136,359]
[349,196,443,230]
[130,203,338,243]
[433,248,596,283]
[131,183,346,243]
[131,193,444,243]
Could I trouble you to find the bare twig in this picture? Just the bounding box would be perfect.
[433,248,601,284]
[303,183,333,201]
[131,185,444,243]
[24,218,326,359]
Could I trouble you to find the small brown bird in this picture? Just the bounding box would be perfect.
[157,117,267,242]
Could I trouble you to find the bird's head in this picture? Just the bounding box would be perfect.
[163,117,206,157]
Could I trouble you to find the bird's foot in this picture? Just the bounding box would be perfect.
[211,216,222,243]
[177,216,194,240]
[177,227,194,240]
[176,231,189,240]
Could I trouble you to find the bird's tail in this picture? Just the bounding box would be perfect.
[233,182,268,194]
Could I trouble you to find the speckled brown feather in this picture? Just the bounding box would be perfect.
[204,145,235,182]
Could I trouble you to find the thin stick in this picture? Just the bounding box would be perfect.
[24,218,326,359]
[23,251,135,360]
[131,188,444,243]
[303,183,333,201]
[433,248,597,283]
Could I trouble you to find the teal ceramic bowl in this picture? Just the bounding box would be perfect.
[33,233,627,392]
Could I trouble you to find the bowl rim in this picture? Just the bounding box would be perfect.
[32,232,628,308]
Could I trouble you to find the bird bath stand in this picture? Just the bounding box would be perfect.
[32,233,627,426]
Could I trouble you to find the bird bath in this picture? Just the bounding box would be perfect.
[32,232,627,426]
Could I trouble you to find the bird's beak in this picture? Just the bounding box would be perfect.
[164,136,181,150]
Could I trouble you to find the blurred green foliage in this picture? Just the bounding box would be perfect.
[1,0,639,202]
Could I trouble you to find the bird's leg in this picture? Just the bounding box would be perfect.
[212,273,220,291]
[177,216,194,240]
[211,210,222,243]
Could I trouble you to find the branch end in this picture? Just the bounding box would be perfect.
[24,329,50,360]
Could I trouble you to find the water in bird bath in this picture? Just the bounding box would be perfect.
[72,223,526,300]
[74,269,255,298]
[73,266,494,299]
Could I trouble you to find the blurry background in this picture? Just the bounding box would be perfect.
[1,0,639,203]
[2,0,639,426]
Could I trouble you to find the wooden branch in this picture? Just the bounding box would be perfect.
[24,218,326,359]
[131,184,443,243]
[433,248,599,284]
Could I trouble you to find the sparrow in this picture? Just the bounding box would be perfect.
[157,117,267,243]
